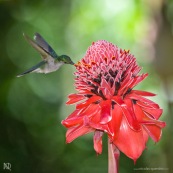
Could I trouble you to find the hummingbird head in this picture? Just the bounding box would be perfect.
[59,55,74,65]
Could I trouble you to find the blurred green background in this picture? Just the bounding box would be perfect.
[0,0,172,172]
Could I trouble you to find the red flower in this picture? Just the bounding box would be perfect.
[62,40,166,162]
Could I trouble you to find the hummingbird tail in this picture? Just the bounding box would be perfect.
[16,61,46,77]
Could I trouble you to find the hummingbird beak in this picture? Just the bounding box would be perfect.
[70,61,75,65]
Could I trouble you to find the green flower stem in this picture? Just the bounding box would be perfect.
[108,138,120,173]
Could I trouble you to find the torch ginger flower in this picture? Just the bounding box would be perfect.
[62,40,166,163]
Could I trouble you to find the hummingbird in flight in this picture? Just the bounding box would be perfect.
[17,33,74,77]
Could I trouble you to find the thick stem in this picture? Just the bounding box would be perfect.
[108,138,120,173]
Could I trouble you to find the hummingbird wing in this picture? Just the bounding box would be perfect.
[17,61,46,77]
[23,33,53,60]
[34,33,58,58]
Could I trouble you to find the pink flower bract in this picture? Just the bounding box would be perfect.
[61,40,166,162]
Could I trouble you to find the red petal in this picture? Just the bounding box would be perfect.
[62,109,84,128]
[78,89,93,95]
[62,104,100,128]
[108,104,123,139]
[122,99,141,131]
[143,125,162,142]
[129,73,148,89]
[132,66,142,76]
[66,94,86,104]
[112,97,141,131]
[127,94,158,106]
[89,110,112,135]
[66,123,93,143]
[62,116,83,128]
[100,78,113,99]
[113,117,148,161]
[112,96,125,106]
[63,108,83,121]
[137,100,159,109]
[141,120,166,128]
[80,103,101,118]
[142,107,163,120]
[93,130,104,154]
[131,90,156,97]
[133,102,145,122]
[100,100,112,124]
[133,103,166,128]
[118,73,133,95]
[76,96,102,109]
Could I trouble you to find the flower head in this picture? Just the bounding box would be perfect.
[62,40,166,162]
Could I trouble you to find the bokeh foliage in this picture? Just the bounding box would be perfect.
[0,0,172,172]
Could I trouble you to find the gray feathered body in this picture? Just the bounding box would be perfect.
[33,58,64,74]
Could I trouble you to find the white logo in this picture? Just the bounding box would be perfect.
[3,163,11,171]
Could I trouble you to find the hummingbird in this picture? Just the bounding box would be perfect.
[17,33,74,77]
